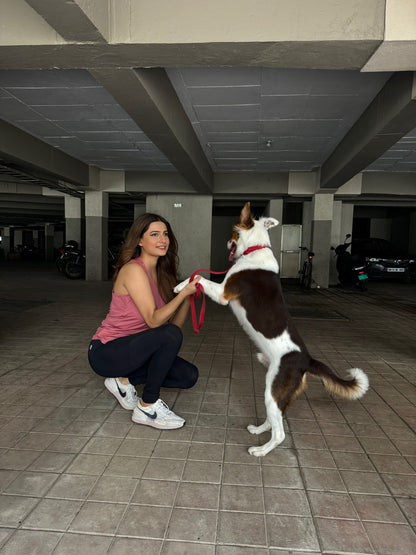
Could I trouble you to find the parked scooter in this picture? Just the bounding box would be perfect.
[332,234,369,291]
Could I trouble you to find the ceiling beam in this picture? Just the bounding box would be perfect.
[0,120,89,189]
[24,0,109,43]
[320,71,416,190]
[91,68,213,194]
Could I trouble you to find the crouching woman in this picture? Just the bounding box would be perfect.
[88,213,200,429]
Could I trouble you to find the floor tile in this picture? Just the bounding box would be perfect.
[0,529,61,555]
[364,521,416,555]
[118,505,171,538]
[220,484,263,512]
[167,507,218,542]
[68,501,126,534]
[218,511,266,546]
[315,517,373,553]
[161,540,214,554]
[266,515,319,551]
[22,498,82,530]
[263,487,311,516]
[351,493,407,523]
[88,475,138,502]
[5,471,59,496]
[182,460,222,483]
[66,453,111,475]
[109,537,162,554]
[54,532,113,554]
[176,482,220,510]
[0,495,39,527]
[308,491,358,519]
[222,463,262,486]
[46,473,97,500]
[131,478,178,506]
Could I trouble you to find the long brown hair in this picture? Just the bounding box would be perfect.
[113,213,178,302]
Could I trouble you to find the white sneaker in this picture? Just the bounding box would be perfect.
[104,378,138,410]
[132,398,185,430]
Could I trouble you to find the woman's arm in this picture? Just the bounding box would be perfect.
[117,263,199,328]
[170,296,191,328]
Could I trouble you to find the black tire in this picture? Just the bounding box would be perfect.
[64,262,84,279]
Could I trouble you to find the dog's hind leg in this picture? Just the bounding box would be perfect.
[247,419,271,435]
[248,371,285,457]
[248,403,285,457]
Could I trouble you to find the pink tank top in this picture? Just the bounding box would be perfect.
[92,257,165,343]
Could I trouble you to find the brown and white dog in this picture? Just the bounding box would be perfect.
[174,202,369,457]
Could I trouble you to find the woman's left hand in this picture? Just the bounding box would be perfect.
[181,275,202,297]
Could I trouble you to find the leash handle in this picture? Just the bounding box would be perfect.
[188,268,230,334]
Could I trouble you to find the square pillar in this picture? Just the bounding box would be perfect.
[311,193,334,289]
[85,191,108,281]
[44,224,55,262]
[65,196,82,246]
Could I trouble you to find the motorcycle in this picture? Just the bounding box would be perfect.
[332,234,369,291]
[55,241,85,279]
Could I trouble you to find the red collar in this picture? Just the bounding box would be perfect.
[243,245,269,256]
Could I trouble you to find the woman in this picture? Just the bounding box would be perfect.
[88,213,201,430]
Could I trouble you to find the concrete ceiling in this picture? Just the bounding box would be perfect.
[0,0,415,226]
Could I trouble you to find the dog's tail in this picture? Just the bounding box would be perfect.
[307,359,369,400]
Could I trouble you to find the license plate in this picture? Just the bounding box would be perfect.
[387,268,405,273]
[358,274,368,280]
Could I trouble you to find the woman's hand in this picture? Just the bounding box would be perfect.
[180,275,202,297]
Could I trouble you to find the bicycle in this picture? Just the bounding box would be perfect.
[299,246,315,289]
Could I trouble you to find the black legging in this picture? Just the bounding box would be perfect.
[88,324,198,404]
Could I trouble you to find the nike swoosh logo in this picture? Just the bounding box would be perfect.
[116,382,127,398]
[139,408,157,420]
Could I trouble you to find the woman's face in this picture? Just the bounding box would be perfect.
[139,221,170,257]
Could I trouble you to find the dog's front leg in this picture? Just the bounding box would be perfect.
[174,277,228,305]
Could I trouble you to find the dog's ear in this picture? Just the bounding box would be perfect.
[239,202,254,229]
[261,217,279,229]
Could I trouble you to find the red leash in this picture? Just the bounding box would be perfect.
[187,246,269,333]
[188,268,229,334]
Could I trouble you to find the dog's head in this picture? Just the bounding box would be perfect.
[227,202,279,261]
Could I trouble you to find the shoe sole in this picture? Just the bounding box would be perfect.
[132,413,185,430]
[105,379,136,411]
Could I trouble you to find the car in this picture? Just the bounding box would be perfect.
[351,238,416,282]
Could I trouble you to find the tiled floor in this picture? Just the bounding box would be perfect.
[0,260,415,554]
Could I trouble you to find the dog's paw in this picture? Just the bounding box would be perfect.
[247,424,261,435]
[248,445,266,457]
[174,278,189,293]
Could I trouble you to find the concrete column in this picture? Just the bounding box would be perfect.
[329,202,355,285]
[44,224,55,262]
[311,193,334,289]
[65,195,82,246]
[1,227,11,258]
[134,204,146,220]
[146,194,213,278]
[85,190,108,281]
[330,201,342,285]
[266,199,283,268]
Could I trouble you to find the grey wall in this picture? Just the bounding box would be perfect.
[146,194,213,279]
